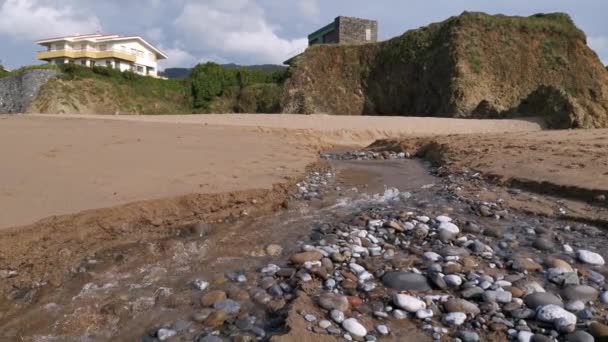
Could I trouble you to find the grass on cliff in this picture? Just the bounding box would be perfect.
[0,64,59,79]
[32,63,284,114]
[33,64,191,114]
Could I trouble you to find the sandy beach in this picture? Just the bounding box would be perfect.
[0,114,543,229]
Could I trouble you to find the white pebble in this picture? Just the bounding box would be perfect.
[342,318,367,338]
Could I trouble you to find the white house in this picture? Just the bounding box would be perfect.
[35,33,167,77]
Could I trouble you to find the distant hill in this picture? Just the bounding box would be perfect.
[161,64,287,79]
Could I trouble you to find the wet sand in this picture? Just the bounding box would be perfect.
[0,114,543,229]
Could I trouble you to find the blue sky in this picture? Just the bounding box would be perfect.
[0,0,606,69]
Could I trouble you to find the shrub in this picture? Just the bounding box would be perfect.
[189,62,286,110]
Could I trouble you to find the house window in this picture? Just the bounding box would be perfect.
[136,65,144,73]
[81,60,86,65]
[365,28,372,41]
[90,61,96,66]
[99,44,107,51]
[106,61,112,67]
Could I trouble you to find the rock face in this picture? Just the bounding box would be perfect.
[0,69,59,114]
[282,12,608,128]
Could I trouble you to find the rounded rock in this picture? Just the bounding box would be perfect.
[318,293,350,312]
[443,312,467,326]
[523,292,564,310]
[444,298,480,315]
[577,250,605,266]
[394,294,426,313]
[382,272,431,291]
[342,318,367,338]
[536,304,577,332]
[561,285,599,303]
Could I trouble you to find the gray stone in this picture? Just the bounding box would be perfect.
[382,272,431,291]
[458,331,480,342]
[565,300,585,312]
[565,330,594,342]
[0,69,60,114]
[523,292,564,310]
[445,274,463,287]
[461,287,484,300]
[483,290,512,303]
[330,310,345,323]
[561,285,599,302]
[536,304,577,332]
[197,335,223,342]
[533,237,555,251]
[213,299,241,315]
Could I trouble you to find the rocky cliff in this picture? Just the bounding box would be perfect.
[282,12,608,128]
[0,69,59,114]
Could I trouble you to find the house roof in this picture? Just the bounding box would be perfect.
[35,33,168,59]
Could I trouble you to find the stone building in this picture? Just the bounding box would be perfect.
[308,16,378,46]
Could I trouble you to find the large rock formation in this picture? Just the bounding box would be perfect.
[0,69,59,114]
[282,12,608,128]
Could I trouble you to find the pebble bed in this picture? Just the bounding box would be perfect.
[138,153,608,342]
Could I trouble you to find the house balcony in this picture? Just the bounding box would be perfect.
[37,49,137,63]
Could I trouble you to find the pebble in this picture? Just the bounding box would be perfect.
[517,331,533,342]
[523,292,564,309]
[565,300,585,312]
[483,290,512,303]
[444,274,463,287]
[382,272,431,291]
[438,222,460,234]
[577,250,605,266]
[330,310,345,323]
[458,331,480,342]
[589,322,608,340]
[601,291,608,304]
[536,304,577,332]
[342,318,367,338]
[290,251,323,264]
[318,293,350,312]
[376,325,389,335]
[561,285,599,302]
[393,294,426,312]
[444,298,480,315]
[416,309,433,319]
[565,330,595,342]
[304,314,317,322]
[157,328,177,340]
[443,312,467,326]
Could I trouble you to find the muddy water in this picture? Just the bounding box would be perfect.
[1,158,608,341]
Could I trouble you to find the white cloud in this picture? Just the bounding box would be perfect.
[158,46,198,69]
[298,0,320,19]
[0,0,101,40]
[174,0,307,64]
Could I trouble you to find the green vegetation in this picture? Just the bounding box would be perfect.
[455,12,585,39]
[25,62,285,114]
[0,67,7,78]
[188,62,285,113]
[0,64,58,78]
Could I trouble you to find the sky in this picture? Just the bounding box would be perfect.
[0,0,607,70]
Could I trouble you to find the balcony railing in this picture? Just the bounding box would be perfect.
[37,49,138,63]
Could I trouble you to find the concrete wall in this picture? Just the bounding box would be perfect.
[336,16,378,44]
[0,69,59,114]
